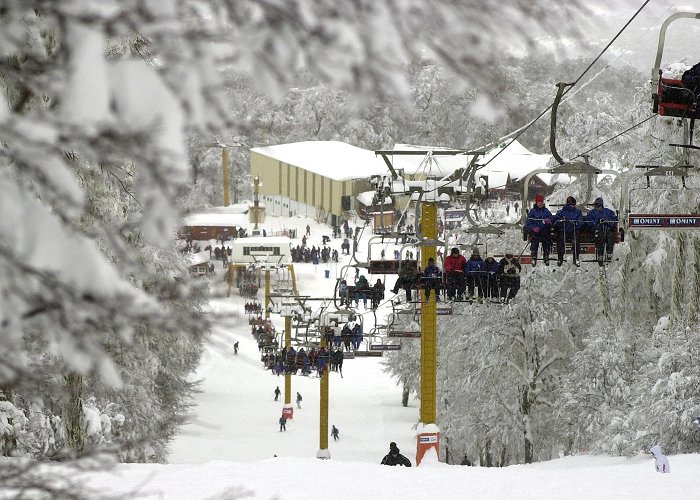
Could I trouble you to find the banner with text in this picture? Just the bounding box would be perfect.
[628,214,700,229]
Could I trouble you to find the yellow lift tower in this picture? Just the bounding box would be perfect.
[374,148,484,465]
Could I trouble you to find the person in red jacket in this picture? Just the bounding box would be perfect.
[444,247,466,300]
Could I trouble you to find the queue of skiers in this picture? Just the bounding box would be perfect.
[525,195,618,267]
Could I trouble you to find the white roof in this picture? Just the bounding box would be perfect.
[250,140,562,187]
[471,140,561,188]
[251,141,386,181]
[356,191,392,206]
[188,251,210,267]
[183,205,250,227]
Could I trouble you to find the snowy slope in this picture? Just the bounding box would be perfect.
[79,214,700,499]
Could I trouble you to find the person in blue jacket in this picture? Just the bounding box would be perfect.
[483,255,500,299]
[525,195,553,266]
[585,197,618,265]
[420,257,443,301]
[464,247,486,301]
[351,322,363,350]
[553,196,583,266]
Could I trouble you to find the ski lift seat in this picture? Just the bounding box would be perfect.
[368,259,418,274]
[655,77,698,118]
[523,226,623,255]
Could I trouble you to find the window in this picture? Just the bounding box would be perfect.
[243,246,281,256]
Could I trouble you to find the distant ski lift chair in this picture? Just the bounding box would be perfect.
[247,298,263,324]
[387,313,421,338]
[651,13,700,126]
[274,267,293,294]
[624,164,700,231]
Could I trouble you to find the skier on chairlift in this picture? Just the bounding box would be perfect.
[585,197,618,266]
[498,252,521,304]
[444,247,467,301]
[421,257,443,302]
[525,194,553,266]
[553,196,583,267]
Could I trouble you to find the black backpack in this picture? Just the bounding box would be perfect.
[682,62,700,89]
[502,258,519,276]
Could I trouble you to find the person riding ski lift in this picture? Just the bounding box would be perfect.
[585,197,618,266]
[525,194,553,267]
[553,196,583,267]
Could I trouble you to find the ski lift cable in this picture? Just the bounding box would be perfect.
[569,114,656,161]
[474,0,652,170]
[471,63,611,169]
[569,0,652,89]
[421,64,608,200]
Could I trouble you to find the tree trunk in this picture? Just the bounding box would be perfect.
[499,445,508,467]
[401,380,409,407]
[688,236,700,322]
[64,373,85,453]
[481,439,492,467]
[671,233,686,324]
[1,386,16,456]
[521,386,533,464]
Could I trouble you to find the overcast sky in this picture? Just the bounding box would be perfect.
[536,1,699,72]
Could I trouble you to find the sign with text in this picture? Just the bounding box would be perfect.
[628,214,700,229]
[369,344,401,351]
[415,307,453,315]
[388,331,421,338]
[444,209,466,221]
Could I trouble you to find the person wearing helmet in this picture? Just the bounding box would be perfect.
[585,197,618,266]
[553,196,583,266]
[524,194,553,266]
[444,247,467,301]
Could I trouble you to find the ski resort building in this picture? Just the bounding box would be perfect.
[249,140,558,225]
[250,141,385,225]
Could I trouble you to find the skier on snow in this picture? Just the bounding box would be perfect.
[381,442,412,467]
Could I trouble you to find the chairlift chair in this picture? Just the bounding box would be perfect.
[651,13,700,125]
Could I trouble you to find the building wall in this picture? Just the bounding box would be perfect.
[251,150,359,220]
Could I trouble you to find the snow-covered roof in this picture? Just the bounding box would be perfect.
[475,140,561,188]
[356,191,391,206]
[390,144,472,177]
[251,141,386,181]
[183,205,250,227]
[250,140,562,187]
[188,251,210,267]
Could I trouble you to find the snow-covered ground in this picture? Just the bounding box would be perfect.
[81,214,700,499]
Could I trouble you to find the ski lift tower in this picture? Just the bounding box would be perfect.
[278,300,300,422]
[374,148,483,465]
